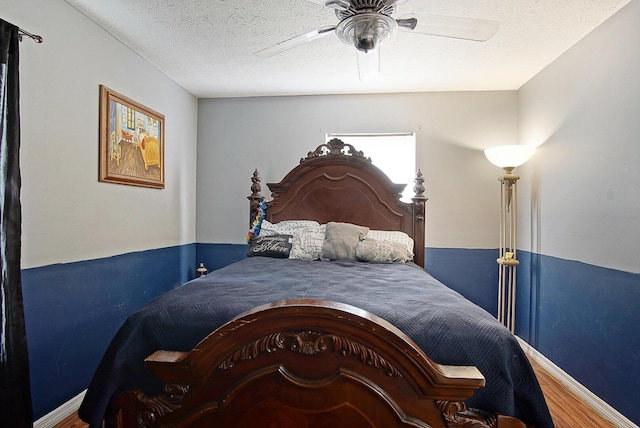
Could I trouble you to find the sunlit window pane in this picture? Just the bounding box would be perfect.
[326,133,416,202]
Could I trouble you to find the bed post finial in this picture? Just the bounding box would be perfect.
[248,169,263,228]
[413,169,426,199]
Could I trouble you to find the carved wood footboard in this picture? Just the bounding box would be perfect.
[107,300,527,428]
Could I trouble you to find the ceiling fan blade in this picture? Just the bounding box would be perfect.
[255,26,336,58]
[304,0,405,5]
[303,0,350,10]
[397,14,499,42]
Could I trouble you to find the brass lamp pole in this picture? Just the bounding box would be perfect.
[484,145,535,334]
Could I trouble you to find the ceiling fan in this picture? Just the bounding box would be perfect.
[255,0,499,80]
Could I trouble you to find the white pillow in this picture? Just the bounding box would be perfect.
[289,224,326,260]
[356,238,411,263]
[259,219,320,236]
[365,230,414,259]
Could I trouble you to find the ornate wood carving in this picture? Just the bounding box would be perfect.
[412,169,428,220]
[301,138,372,163]
[413,200,426,222]
[413,169,426,199]
[218,332,284,369]
[437,400,499,428]
[330,333,402,377]
[249,168,262,197]
[135,384,190,428]
[219,330,402,377]
[247,169,263,228]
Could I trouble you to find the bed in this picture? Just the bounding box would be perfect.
[140,136,160,170]
[78,139,553,428]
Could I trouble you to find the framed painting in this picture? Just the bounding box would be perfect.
[99,85,165,189]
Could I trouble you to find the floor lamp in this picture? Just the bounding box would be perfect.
[484,145,535,334]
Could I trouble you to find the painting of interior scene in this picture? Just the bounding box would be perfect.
[108,98,162,181]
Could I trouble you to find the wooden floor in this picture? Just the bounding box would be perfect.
[529,358,616,428]
[53,412,88,428]
[52,357,615,428]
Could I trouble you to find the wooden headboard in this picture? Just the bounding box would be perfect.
[249,139,428,267]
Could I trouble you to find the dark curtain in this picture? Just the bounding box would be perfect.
[0,19,33,427]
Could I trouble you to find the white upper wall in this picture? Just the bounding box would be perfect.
[3,0,199,268]
[518,1,639,273]
[197,91,518,249]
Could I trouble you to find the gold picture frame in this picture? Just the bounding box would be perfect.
[99,85,165,189]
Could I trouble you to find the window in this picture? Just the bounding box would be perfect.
[326,133,416,202]
[127,107,135,130]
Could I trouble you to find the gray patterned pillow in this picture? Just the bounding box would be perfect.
[356,238,411,263]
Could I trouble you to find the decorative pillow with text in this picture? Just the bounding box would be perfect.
[247,234,293,258]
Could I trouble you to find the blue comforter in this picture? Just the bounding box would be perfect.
[79,257,553,427]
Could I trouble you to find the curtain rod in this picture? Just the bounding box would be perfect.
[18,28,43,43]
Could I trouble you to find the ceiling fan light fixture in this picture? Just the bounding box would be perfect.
[336,13,397,52]
[335,13,394,80]
[356,43,380,80]
[356,32,378,52]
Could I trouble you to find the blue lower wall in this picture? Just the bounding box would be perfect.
[428,248,639,424]
[23,243,639,425]
[196,242,249,272]
[424,247,499,315]
[517,251,640,425]
[22,244,195,419]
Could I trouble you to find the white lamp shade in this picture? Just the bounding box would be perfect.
[484,145,535,168]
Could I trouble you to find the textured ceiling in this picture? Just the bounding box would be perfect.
[64,0,630,98]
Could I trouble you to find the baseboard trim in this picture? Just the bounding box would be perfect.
[35,389,86,428]
[517,336,637,428]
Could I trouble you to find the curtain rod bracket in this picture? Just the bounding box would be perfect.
[18,28,43,43]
